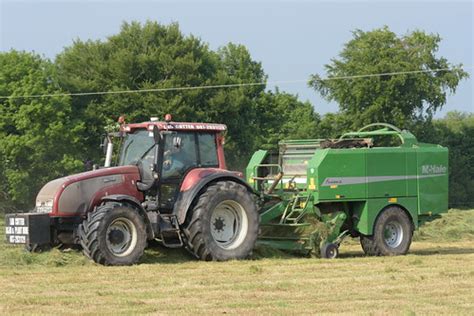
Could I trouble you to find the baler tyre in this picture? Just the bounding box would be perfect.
[78,203,147,266]
[360,206,413,256]
[320,242,339,259]
[360,235,377,256]
[183,181,259,261]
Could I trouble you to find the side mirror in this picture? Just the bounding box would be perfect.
[152,125,160,144]
[173,136,182,149]
[100,135,108,154]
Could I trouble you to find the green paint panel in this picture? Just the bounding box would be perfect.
[316,149,367,200]
[245,149,268,190]
[353,197,418,235]
[367,148,407,198]
[416,145,449,215]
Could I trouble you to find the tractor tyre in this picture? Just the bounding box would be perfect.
[78,203,147,266]
[25,243,51,253]
[183,181,259,261]
[360,206,413,256]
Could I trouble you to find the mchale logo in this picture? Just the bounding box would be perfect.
[421,165,447,175]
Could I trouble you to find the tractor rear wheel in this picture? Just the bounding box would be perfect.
[183,181,259,261]
[360,206,413,256]
[78,203,147,265]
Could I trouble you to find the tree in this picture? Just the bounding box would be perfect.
[254,89,320,149]
[309,27,469,130]
[55,21,319,169]
[0,51,84,209]
[0,21,322,210]
[420,112,474,208]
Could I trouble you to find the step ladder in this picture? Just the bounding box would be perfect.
[280,195,311,224]
[159,214,183,248]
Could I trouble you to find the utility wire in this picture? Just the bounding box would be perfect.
[0,66,470,100]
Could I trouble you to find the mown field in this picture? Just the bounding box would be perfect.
[0,210,473,315]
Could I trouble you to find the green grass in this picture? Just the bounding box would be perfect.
[413,209,474,242]
[0,210,473,314]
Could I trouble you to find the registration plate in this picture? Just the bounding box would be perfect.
[5,213,50,245]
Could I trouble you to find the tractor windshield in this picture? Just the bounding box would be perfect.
[119,129,155,166]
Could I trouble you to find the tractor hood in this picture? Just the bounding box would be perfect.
[36,166,142,217]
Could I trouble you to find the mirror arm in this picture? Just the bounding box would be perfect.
[104,135,114,167]
[137,180,154,191]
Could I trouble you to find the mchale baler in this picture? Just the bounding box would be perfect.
[248,123,448,257]
[5,119,448,265]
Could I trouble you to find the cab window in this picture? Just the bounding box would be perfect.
[119,130,154,166]
[162,132,197,179]
[198,133,218,167]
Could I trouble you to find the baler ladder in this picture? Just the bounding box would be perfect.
[280,195,311,224]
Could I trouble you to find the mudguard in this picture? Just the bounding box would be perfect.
[100,194,154,240]
[173,169,255,224]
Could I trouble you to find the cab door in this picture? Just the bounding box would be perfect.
[158,132,199,211]
[158,132,220,211]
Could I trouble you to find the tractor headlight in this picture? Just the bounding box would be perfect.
[36,199,53,214]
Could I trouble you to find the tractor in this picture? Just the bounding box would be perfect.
[5,115,259,265]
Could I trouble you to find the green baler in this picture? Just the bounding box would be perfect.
[246,123,448,258]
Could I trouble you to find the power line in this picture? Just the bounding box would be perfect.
[0,66,470,100]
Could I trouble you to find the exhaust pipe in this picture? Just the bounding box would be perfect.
[104,136,113,167]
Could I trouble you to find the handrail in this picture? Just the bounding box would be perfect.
[252,164,283,193]
[338,123,418,147]
[357,123,402,133]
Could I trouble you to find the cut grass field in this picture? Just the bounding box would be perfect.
[1,209,473,315]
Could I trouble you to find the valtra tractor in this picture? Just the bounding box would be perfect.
[6,115,260,265]
[5,117,449,265]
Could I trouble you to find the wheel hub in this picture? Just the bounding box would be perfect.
[105,218,138,257]
[210,200,249,250]
[108,229,125,245]
[383,221,403,248]
[213,217,226,232]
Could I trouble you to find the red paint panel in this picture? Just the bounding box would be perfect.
[180,168,222,192]
[124,121,227,132]
[217,134,227,169]
[52,166,142,217]
[180,168,244,192]
[88,173,143,213]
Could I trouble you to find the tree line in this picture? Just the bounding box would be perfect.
[0,22,471,211]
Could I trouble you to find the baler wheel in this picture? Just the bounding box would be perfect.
[360,206,413,256]
[360,236,377,256]
[183,181,259,261]
[78,203,147,265]
[320,242,339,259]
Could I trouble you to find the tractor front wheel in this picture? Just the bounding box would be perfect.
[183,181,259,261]
[360,206,413,256]
[78,203,147,265]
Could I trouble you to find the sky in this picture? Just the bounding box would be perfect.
[0,0,473,117]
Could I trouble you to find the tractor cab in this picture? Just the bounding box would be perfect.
[109,115,227,212]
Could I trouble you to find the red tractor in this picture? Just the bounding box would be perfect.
[5,115,259,265]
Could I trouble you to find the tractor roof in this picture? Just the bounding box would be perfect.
[123,121,227,133]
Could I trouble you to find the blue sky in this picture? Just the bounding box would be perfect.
[1,0,472,116]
